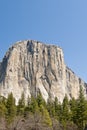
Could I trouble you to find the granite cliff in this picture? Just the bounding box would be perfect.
[0,40,87,103]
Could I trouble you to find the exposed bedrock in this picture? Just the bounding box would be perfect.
[0,40,87,103]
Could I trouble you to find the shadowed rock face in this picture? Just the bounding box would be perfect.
[0,40,87,103]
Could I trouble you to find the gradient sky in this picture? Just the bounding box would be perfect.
[0,0,87,81]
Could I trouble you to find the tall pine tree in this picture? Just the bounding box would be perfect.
[75,86,87,130]
[6,92,16,123]
[61,95,71,130]
[17,92,25,115]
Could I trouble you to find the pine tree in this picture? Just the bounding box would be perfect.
[75,86,87,130]
[0,104,7,118]
[28,95,39,114]
[69,97,77,123]
[54,97,58,115]
[40,104,52,126]
[36,92,46,108]
[24,96,31,117]
[17,92,25,115]
[0,96,7,117]
[61,95,71,130]
[47,99,55,117]
[6,92,16,123]
[54,97,62,120]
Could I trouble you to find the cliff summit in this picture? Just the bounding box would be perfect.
[0,40,87,103]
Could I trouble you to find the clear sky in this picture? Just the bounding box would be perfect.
[0,0,87,82]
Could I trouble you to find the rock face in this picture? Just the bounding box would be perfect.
[0,40,87,103]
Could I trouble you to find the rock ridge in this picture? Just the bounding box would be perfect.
[0,40,87,103]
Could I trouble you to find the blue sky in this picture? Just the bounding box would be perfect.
[0,0,87,81]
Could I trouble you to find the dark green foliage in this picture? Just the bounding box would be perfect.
[75,86,87,130]
[69,97,77,123]
[60,95,71,130]
[54,97,62,119]
[0,86,87,130]
[47,99,55,117]
[36,92,46,108]
[0,96,7,117]
[17,92,25,115]
[62,95,70,120]
[28,95,39,113]
[6,92,16,123]
[69,86,87,130]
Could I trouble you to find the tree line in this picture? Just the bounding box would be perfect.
[0,86,87,130]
